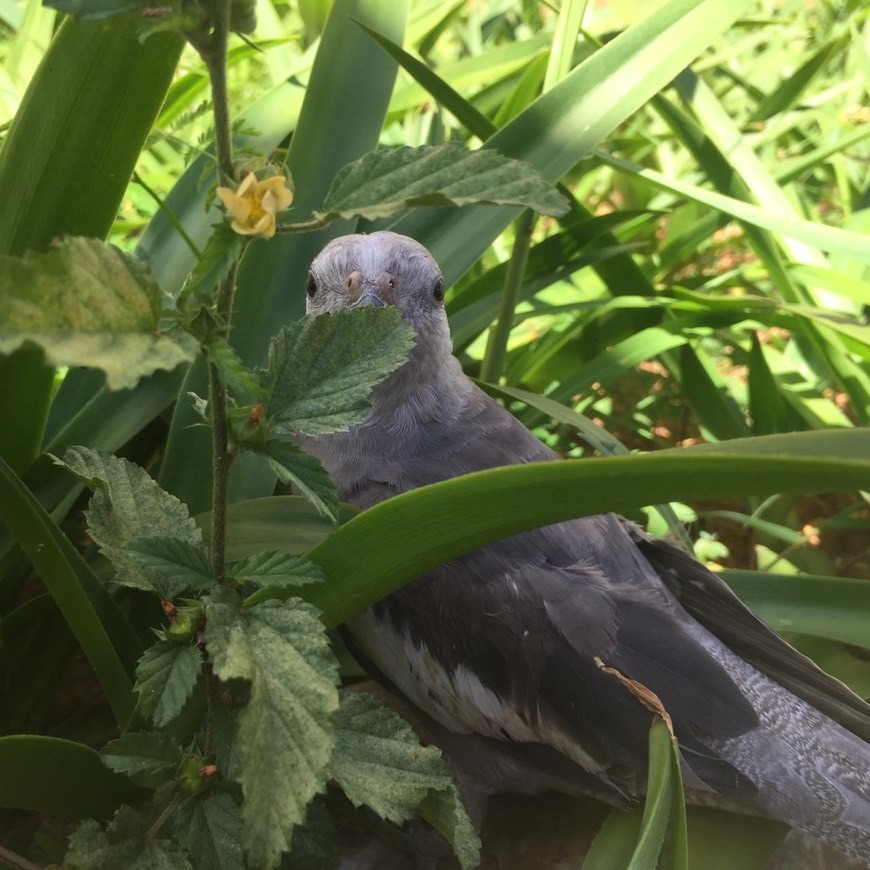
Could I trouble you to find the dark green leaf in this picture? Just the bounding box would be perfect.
[136,641,204,727]
[173,791,244,870]
[101,731,184,788]
[199,496,359,563]
[333,690,480,869]
[44,0,143,21]
[204,335,262,399]
[59,446,203,593]
[123,536,215,599]
[318,144,568,221]
[250,441,340,522]
[227,551,324,589]
[178,222,244,308]
[258,307,414,436]
[0,237,194,390]
[66,813,193,869]
[202,589,339,867]
[287,797,337,870]
[0,735,144,819]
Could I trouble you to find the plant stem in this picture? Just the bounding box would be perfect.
[480,210,535,384]
[196,0,235,185]
[208,260,240,583]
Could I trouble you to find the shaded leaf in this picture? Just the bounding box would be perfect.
[204,335,262,399]
[287,796,337,870]
[44,0,143,22]
[0,237,193,389]
[136,641,204,727]
[101,731,183,788]
[258,306,415,436]
[317,144,569,222]
[332,691,480,869]
[173,791,244,870]
[202,588,339,867]
[227,550,324,589]
[178,223,244,308]
[59,447,202,593]
[123,536,215,599]
[66,813,192,869]
[250,441,340,522]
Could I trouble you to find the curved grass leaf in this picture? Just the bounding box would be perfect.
[0,734,144,818]
[246,431,870,625]
[721,572,870,649]
[0,455,136,724]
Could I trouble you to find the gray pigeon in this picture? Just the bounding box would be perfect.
[298,231,870,862]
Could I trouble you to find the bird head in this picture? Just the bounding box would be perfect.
[305,232,450,346]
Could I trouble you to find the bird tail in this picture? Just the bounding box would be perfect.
[700,638,870,864]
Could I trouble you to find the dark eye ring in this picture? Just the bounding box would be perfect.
[306,272,317,298]
[432,278,445,302]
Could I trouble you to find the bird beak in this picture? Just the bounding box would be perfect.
[352,290,386,309]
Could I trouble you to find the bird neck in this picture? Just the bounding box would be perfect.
[295,331,471,497]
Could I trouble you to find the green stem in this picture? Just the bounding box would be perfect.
[480,210,535,383]
[194,0,234,185]
[133,171,203,259]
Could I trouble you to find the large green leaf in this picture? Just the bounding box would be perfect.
[245,431,870,625]
[0,734,144,818]
[203,589,340,867]
[0,15,181,472]
[0,237,193,390]
[0,456,137,723]
[316,144,569,222]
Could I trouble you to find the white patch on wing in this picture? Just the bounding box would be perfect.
[348,609,603,774]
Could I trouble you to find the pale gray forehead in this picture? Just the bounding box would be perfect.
[312,232,441,284]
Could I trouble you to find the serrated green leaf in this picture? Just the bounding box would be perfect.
[227,550,324,589]
[204,335,262,399]
[66,816,193,870]
[123,536,215,600]
[250,441,340,522]
[317,144,568,222]
[419,787,481,870]
[0,237,193,390]
[178,222,244,308]
[101,731,183,788]
[202,590,339,867]
[259,307,415,436]
[332,691,480,869]
[59,446,202,593]
[173,791,244,870]
[287,797,337,870]
[136,641,204,727]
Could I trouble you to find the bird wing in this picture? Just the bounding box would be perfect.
[632,528,870,742]
[352,385,771,796]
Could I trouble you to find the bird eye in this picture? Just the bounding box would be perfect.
[432,278,445,302]
[306,272,317,298]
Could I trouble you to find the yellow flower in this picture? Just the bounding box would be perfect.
[216,173,294,239]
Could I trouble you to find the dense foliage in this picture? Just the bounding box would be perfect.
[0,0,868,867]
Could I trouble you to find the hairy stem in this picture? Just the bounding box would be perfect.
[480,210,535,383]
[196,0,235,185]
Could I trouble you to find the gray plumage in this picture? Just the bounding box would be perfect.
[298,231,870,862]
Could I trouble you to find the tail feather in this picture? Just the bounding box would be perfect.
[699,634,870,863]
